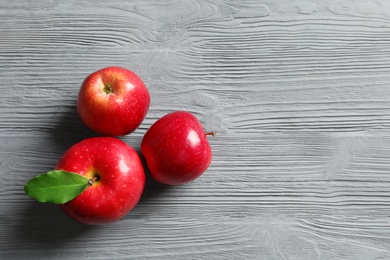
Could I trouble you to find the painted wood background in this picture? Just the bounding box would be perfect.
[1,0,390,259]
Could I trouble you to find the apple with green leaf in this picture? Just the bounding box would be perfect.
[141,111,215,185]
[77,66,150,136]
[24,137,145,225]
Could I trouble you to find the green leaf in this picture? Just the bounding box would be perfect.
[24,170,89,204]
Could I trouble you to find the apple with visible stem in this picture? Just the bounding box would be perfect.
[56,137,145,225]
[77,66,150,136]
[141,111,215,185]
[24,137,146,225]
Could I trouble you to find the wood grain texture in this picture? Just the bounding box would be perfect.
[2,0,390,259]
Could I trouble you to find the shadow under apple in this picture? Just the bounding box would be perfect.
[136,156,171,202]
[8,200,96,256]
[49,105,98,153]
[8,156,171,257]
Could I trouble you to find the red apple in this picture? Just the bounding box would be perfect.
[77,66,150,136]
[141,111,214,185]
[55,137,145,225]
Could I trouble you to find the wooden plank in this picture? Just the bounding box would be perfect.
[1,0,390,259]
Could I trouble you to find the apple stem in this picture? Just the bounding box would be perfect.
[205,132,216,137]
[88,176,99,186]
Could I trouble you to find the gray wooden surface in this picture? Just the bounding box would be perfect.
[1,0,390,259]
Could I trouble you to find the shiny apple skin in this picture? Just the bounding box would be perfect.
[55,137,145,225]
[141,111,213,185]
[77,66,150,136]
